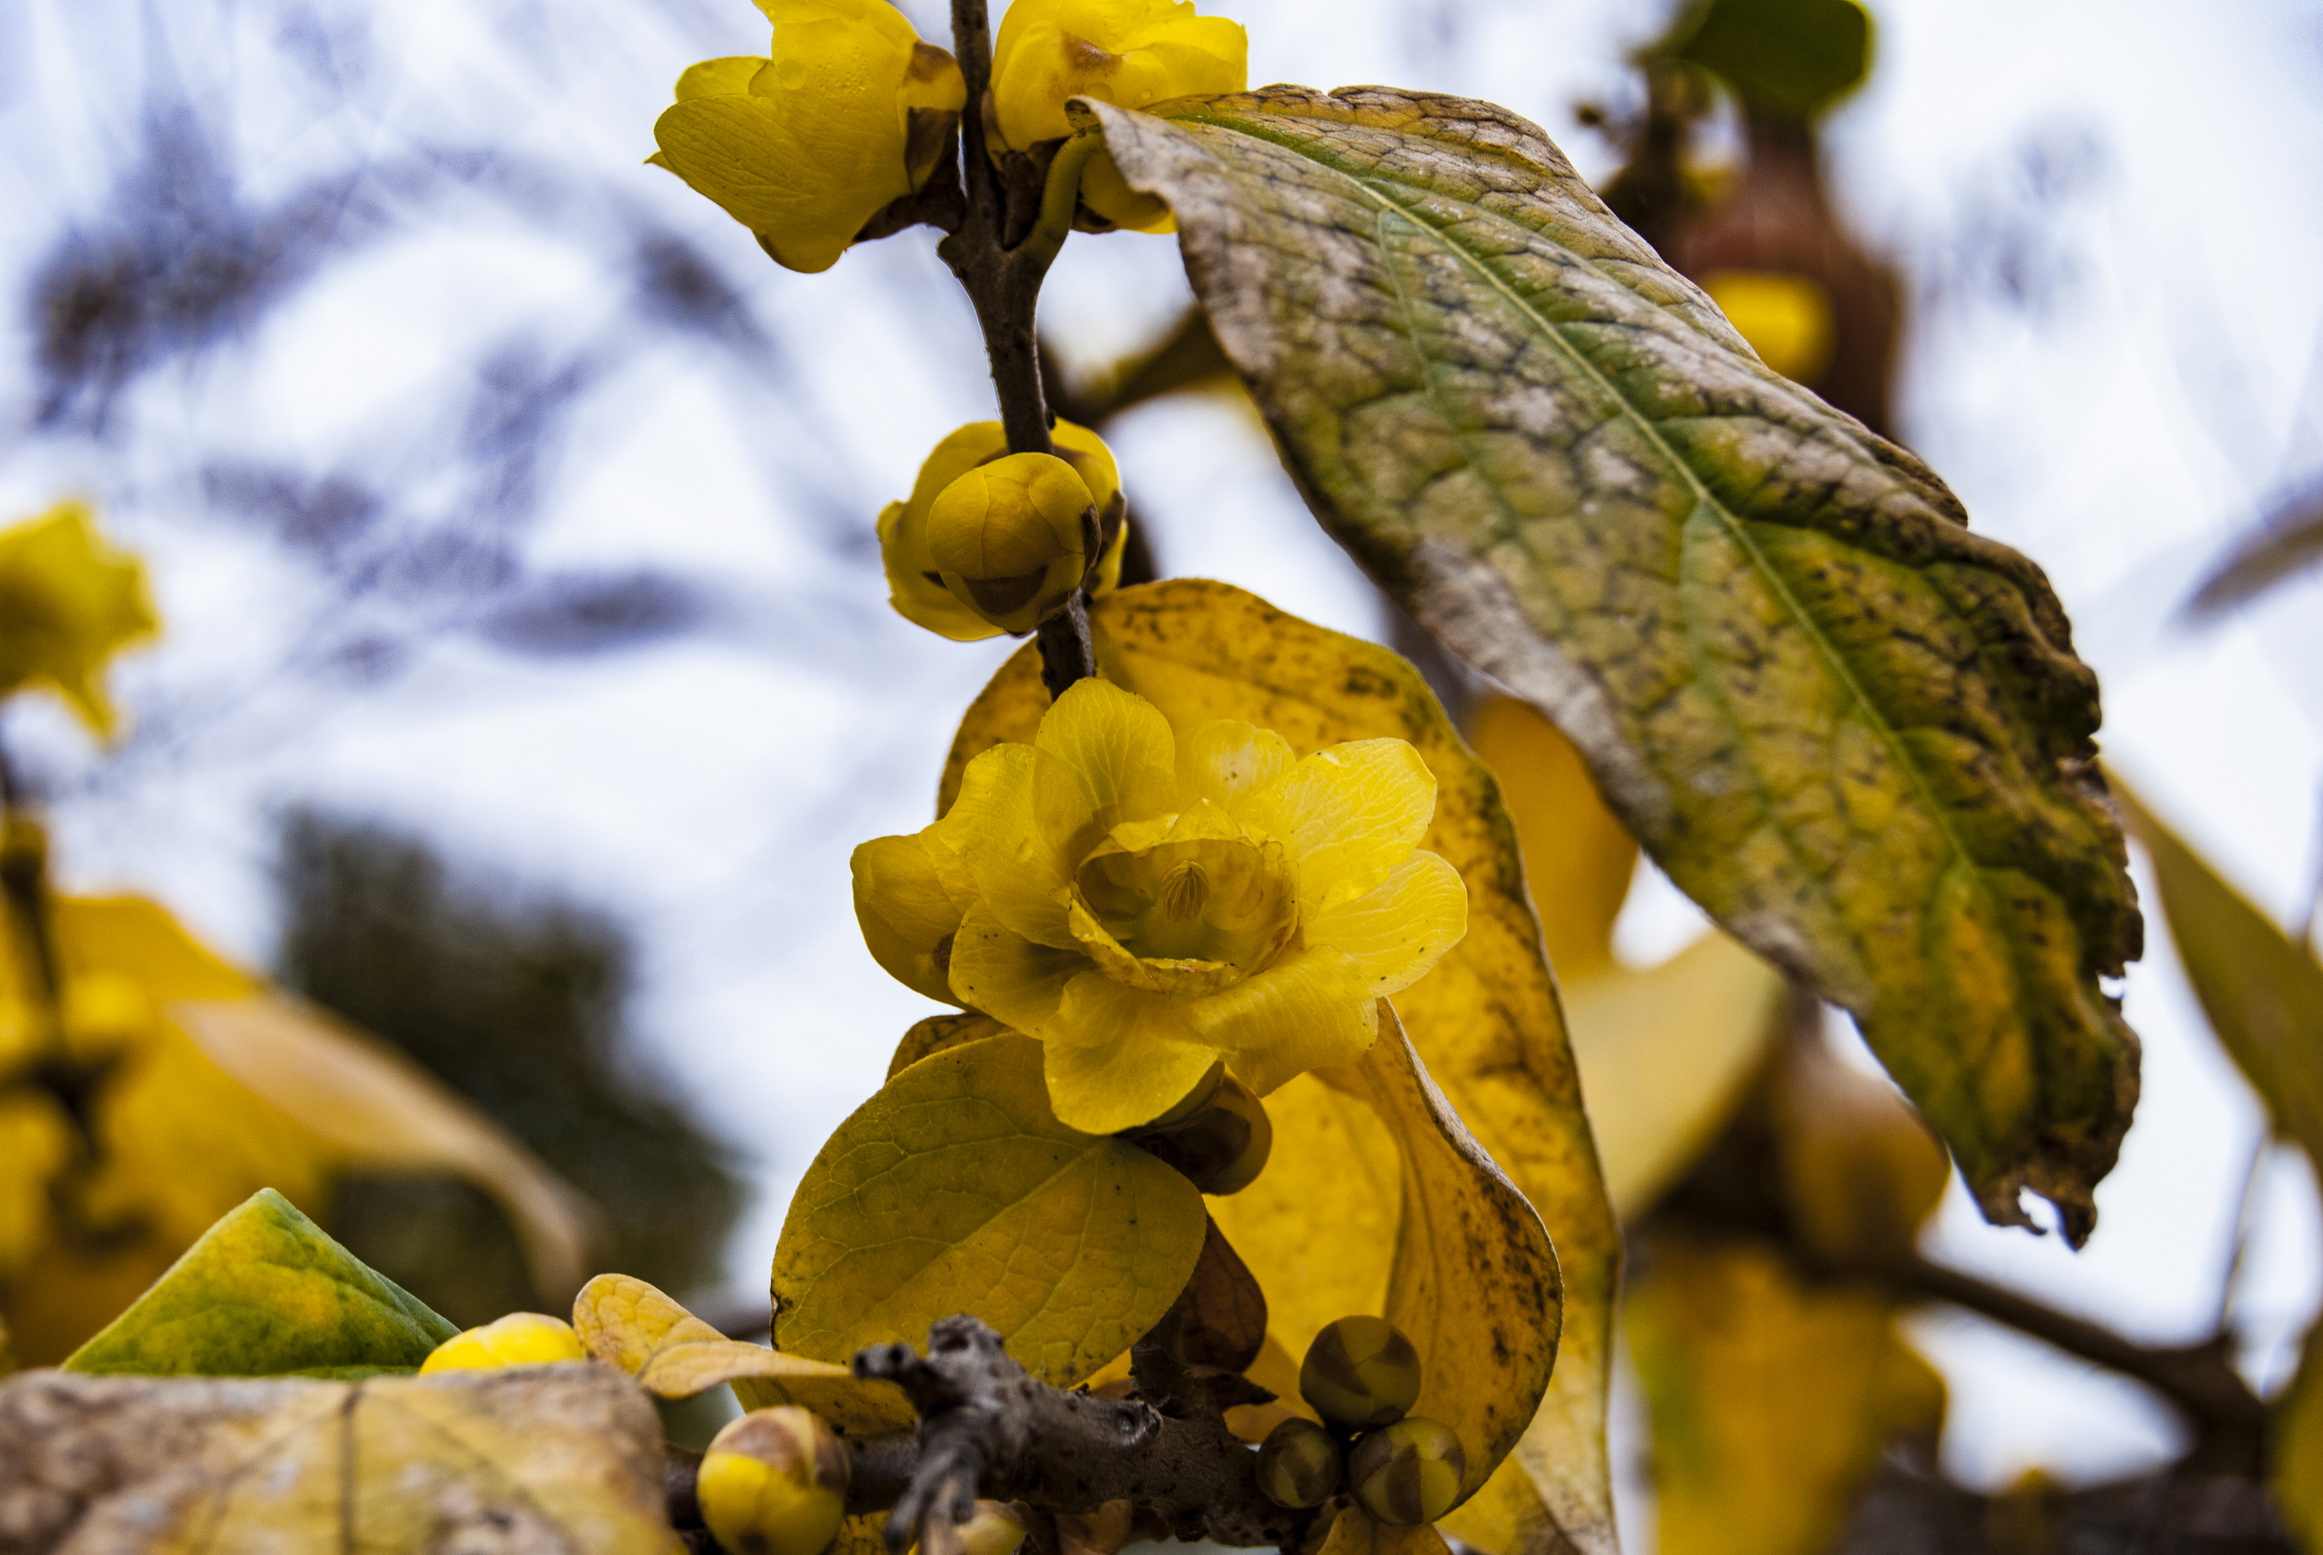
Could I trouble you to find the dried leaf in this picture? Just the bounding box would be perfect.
[2184,484,2323,622]
[64,1188,456,1378]
[1317,1503,1455,1555]
[1320,1006,1560,1502]
[771,1035,1207,1386]
[943,580,1617,1553]
[1092,88,2141,1244]
[1626,1235,1943,1555]
[0,1364,676,1552]
[572,1272,913,1433]
[1180,1217,1268,1373]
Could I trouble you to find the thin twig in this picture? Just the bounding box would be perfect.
[2209,1132,2272,1337]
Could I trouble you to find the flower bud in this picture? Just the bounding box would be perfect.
[1132,1072,1272,1195]
[879,421,1128,642]
[1299,1315,1420,1429]
[1347,1416,1465,1527]
[698,1406,852,1555]
[1255,1417,1342,1509]
[418,1312,589,1374]
[925,453,1097,634]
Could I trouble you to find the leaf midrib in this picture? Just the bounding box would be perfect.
[1170,101,1999,1017]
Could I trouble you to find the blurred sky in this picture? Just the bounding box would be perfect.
[4,0,2322,1518]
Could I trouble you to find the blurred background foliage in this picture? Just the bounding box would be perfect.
[1,0,2321,1548]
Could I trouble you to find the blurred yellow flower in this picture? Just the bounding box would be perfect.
[878,419,1128,641]
[0,501,158,740]
[852,680,1467,1134]
[990,0,1246,232]
[652,0,966,274]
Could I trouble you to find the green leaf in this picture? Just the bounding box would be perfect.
[944,581,1612,1552]
[1669,0,1872,120]
[771,1035,1207,1385]
[2115,783,2323,1169]
[0,1365,677,1552]
[63,1188,457,1377]
[1091,89,2141,1246]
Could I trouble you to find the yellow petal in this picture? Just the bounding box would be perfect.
[1242,739,1436,915]
[1040,973,1219,1133]
[852,831,971,1003]
[1080,149,1174,233]
[0,502,159,740]
[940,743,1091,947]
[1188,947,1379,1096]
[1304,850,1468,998]
[990,0,1246,151]
[1035,679,1177,830]
[879,501,1004,641]
[948,904,1083,1032]
[674,55,766,100]
[1176,719,1294,811]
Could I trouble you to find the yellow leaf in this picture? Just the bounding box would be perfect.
[771,1034,1207,1385]
[1770,1022,1949,1267]
[1564,934,1790,1221]
[0,896,592,1363]
[940,579,1617,1553]
[2276,1322,2323,1552]
[1320,1006,1560,1501]
[889,1010,1012,1080]
[1465,697,1634,983]
[573,1272,914,1434]
[0,1365,679,1552]
[1626,1234,1941,1555]
[0,500,158,739]
[1316,1503,1454,1555]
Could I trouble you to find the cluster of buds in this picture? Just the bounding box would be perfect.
[1256,1317,1466,1528]
[879,419,1129,640]
[651,0,1246,270]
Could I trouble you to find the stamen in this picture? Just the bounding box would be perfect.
[1158,861,1208,921]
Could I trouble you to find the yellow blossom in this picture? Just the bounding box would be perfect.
[851,680,1468,1134]
[419,1311,589,1373]
[878,420,1129,641]
[652,0,966,274]
[990,0,1246,232]
[0,502,158,740]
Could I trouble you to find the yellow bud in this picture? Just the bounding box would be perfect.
[1700,270,1835,383]
[880,421,1129,641]
[418,1312,589,1374]
[1299,1315,1421,1430]
[699,1407,852,1555]
[0,501,158,740]
[926,452,1094,632]
[1255,1417,1342,1509]
[652,0,966,274]
[989,0,1245,233]
[1347,1416,1465,1527]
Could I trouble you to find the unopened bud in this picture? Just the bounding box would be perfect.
[1132,1072,1272,1195]
[418,1311,589,1374]
[1255,1417,1342,1509]
[1347,1416,1464,1527]
[1299,1315,1420,1429]
[926,452,1096,634]
[698,1406,852,1555]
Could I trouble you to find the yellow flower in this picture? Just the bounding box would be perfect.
[0,502,158,740]
[852,680,1467,1134]
[652,0,966,274]
[419,1312,589,1373]
[878,419,1129,641]
[990,0,1246,233]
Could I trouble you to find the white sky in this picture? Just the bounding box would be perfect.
[3,0,2321,1520]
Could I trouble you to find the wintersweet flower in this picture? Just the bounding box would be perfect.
[851,680,1468,1134]
[878,420,1128,641]
[652,0,965,274]
[0,501,159,739]
[989,0,1246,232]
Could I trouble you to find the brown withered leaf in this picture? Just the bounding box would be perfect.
[0,1364,675,1552]
[1179,1217,1268,1373]
[572,1271,913,1434]
[1090,86,2142,1245]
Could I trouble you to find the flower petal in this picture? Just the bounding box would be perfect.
[1176,720,1294,811]
[1304,850,1469,997]
[949,904,1082,1032]
[851,832,970,1003]
[674,55,767,100]
[1187,946,1379,1096]
[1035,679,1176,830]
[1242,739,1437,915]
[879,500,1003,642]
[1041,973,1220,1134]
[940,744,1089,947]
